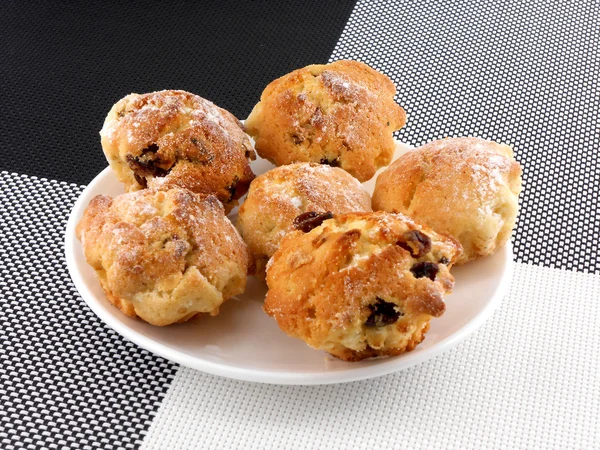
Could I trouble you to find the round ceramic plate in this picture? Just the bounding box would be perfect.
[65,142,513,385]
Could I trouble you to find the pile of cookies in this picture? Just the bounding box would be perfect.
[77,60,522,361]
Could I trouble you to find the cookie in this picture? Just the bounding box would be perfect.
[372,137,522,264]
[237,163,372,278]
[100,90,256,213]
[245,60,406,182]
[76,188,250,326]
[264,211,461,361]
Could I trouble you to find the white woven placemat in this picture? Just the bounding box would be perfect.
[141,263,600,449]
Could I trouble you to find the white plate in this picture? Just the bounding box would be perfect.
[65,142,513,385]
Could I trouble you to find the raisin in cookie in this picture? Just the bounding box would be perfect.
[100,90,256,213]
[372,137,522,264]
[245,60,406,182]
[264,211,461,361]
[76,188,250,326]
[237,163,372,278]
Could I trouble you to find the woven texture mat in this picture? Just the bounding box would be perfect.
[1,1,599,448]
[142,263,600,449]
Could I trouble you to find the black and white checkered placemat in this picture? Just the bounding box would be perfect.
[0,173,178,448]
[1,0,599,448]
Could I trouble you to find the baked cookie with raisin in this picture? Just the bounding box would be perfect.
[237,163,372,278]
[245,60,406,182]
[264,211,461,361]
[76,188,250,326]
[100,90,256,213]
[372,137,522,264]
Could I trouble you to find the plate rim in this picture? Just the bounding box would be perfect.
[65,165,513,385]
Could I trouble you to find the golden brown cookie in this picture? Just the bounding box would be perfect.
[372,137,522,264]
[100,90,256,213]
[264,211,461,361]
[237,163,372,278]
[76,188,250,326]
[245,60,406,182]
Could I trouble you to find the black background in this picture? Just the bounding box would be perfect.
[0,0,356,185]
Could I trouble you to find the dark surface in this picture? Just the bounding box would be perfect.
[0,0,356,185]
[0,2,356,449]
